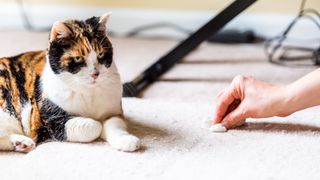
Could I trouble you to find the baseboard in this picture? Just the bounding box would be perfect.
[0,2,319,39]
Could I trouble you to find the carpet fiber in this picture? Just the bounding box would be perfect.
[0,31,319,180]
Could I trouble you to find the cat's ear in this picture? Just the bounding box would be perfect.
[97,12,112,32]
[50,21,71,42]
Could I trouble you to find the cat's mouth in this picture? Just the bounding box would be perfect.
[89,80,97,85]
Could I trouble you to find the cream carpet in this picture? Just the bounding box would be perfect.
[0,31,319,180]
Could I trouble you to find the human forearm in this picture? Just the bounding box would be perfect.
[283,68,320,115]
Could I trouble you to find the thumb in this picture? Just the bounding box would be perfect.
[221,104,247,129]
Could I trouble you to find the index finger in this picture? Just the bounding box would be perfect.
[212,85,237,124]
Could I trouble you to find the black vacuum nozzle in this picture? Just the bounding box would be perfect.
[123,82,139,97]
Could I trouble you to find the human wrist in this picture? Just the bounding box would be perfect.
[275,84,297,117]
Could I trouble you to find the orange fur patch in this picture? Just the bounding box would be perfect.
[0,51,46,139]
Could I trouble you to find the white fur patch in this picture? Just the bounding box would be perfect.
[87,50,97,68]
[108,134,140,152]
[0,108,23,137]
[9,134,35,153]
[0,108,24,151]
[65,117,102,142]
[21,103,32,136]
[102,117,140,152]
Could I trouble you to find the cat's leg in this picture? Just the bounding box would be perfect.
[65,117,102,143]
[9,134,35,153]
[101,116,140,152]
[0,110,34,153]
[0,108,35,153]
[0,134,35,153]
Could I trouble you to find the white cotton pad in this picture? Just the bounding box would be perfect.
[209,123,227,133]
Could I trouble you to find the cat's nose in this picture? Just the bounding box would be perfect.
[90,70,100,79]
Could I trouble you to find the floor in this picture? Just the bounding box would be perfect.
[0,31,320,180]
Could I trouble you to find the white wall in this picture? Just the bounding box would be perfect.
[0,2,319,40]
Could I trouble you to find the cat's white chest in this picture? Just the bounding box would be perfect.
[42,62,123,121]
[56,85,122,120]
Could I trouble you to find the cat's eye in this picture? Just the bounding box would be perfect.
[98,52,104,58]
[73,56,83,63]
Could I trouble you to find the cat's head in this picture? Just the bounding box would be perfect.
[47,13,113,87]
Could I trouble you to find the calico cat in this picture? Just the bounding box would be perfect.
[0,13,140,153]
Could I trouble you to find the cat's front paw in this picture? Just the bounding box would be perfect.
[10,135,35,153]
[109,134,140,152]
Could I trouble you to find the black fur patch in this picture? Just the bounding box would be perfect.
[34,75,42,103]
[48,40,72,74]
[0,65,10,79]
[98,48,113,68]
[37,99,71,143]
[65,58,86,74]
[85,16,101,35]
[9,62,28,106]
[2,87,17,117]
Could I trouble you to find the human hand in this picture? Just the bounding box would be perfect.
[212,75,289,129]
